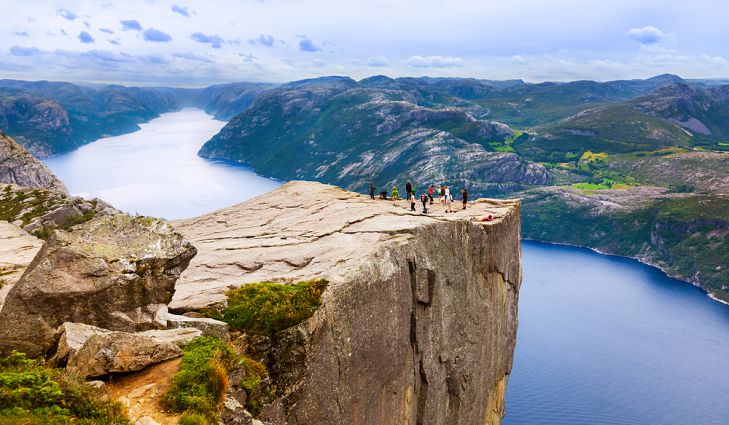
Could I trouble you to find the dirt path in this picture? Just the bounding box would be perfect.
[106,358,183,425]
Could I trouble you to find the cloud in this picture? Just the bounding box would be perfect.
[249,34,275,47]
[173,52,212,63]
[120,19,143,31]
[9,46,41,56]
[366,55,390,67]
[171,5,192,17]
[627,26,667,45]
[56,9,77,21]
[191,32,223,48]
[405,55,462,68]
[239,53,257,63]
[143,28,172,42]
[109,39,121,45]
[299,37,321,52]
[78,31,95,44]
[14,31,29,37]
[99,28,114,34]
[60,29,68,36]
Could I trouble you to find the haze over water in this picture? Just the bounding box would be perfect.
[44,108,281,220]
[43,109,729,424]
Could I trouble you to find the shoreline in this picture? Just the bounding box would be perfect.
[522,238,729,308]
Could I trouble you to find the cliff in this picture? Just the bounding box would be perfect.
[171,181,522,425]
[0,131,68,194]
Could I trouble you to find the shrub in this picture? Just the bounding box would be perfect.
[239,357,269,416]
[219,279,328,335]
[179,413,208,425]
[162,337,237,423]
[0,351,129,424]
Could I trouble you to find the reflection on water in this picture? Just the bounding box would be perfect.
[44,108,281,219]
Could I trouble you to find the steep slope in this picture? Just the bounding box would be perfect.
[0,80,179,157]
[0,131,68,193]
[199,82,277,120]
[171,181,522,425]
[200,77,548,195]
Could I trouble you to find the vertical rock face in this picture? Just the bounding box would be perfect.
[0,131,68,194]
[172,181,521,425]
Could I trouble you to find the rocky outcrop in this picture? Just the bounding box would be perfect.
[52,322,198,378]
[0,131,68,193]
[0,183,117,236]
[172,181,521,425]
[0,214,197,357]
[0,221,43,310]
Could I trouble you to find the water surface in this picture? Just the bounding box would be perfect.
[505,241,729,425]
[44,108,280,219]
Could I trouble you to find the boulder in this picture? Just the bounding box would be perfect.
[0,221,43,311]
[0,214,197,357]
[52,322,188,378]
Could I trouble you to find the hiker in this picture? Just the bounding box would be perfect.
[437,186,443,205]
[406,180,412,198]
[410,191,416,212]
[391,186,399,205]
[380,190,388,200]
[444,186,450,207]
[421,191,429,213]
[446,188,453,213]
[369,183,376,200]
[429,185,434,204]
[462,188,468,209]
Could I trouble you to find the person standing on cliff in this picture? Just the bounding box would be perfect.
[369,182,376,200]
[429,184,434,204]
[391,186,399,206]
[462,187,468,210]
[405,180,412,198]
[421,191,429,213]
[410,191,416,212]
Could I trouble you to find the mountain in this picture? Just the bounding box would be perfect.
[0,130,68,193]
[199,77,549,194]
[0,80,179,157]
[197,82,277,120]
[517,83,729,162]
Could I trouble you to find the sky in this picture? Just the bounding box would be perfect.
[3,0,729,86]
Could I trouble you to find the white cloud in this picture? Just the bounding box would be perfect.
[365,55,390,67]
[627,26,667,44]
[405,55,462,68]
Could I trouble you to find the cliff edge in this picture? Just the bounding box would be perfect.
[172,181,521,425]
[0,131,68,194]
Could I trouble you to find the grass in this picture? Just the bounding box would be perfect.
[215,279,328,336]
[162,337,236,422]
[0,351,129,425]
[572,183,610,190]
[162,336,269,423]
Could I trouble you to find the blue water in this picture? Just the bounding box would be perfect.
[505,241,729,425]
[42,109,729,423]
[44,108,280,219]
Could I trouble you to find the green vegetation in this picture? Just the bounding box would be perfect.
[216,279,328,335]
[163,337,236,422]
[0,351,129,424]
[163,336,269,423]
[572,183,611,191]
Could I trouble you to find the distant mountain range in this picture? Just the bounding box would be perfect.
[0,80,273,157]
[2,73,728,303]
